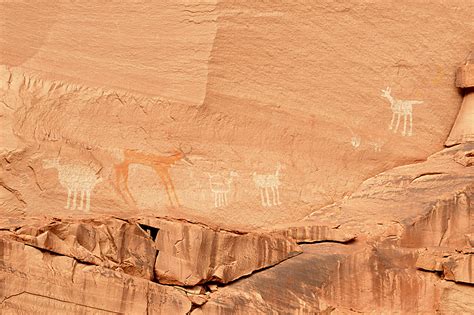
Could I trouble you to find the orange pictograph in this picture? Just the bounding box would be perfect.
[114,146,192,207]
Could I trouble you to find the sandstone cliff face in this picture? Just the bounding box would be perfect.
[13,217,157,280]
[199,144,474,314]
[1,1,474,314]
[145,218,302,286]
[0,238,191,314]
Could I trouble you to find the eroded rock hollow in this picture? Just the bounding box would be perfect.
[1,1,473,314]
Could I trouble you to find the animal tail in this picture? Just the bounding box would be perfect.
[410,101,424,105]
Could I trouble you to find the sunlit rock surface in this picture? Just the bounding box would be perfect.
[1,1,474,313]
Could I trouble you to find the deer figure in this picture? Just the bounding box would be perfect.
[381,87,424,136]
[42,158,102,212]
[253,163,282,207]
[113,146,192,207]
[208,171,238,208]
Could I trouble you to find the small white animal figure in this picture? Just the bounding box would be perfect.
[351,136,361,148]
[43,158,102,212]
[253,163,282,207]
[381,87,424,136]
[208,171,238,208]
[369,142,382,152]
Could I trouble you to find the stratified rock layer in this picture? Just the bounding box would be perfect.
[0,238,191,314]
[201,144,474,313]
[13,217,157,280]
[1,1,474,313]
[141,218,302,286]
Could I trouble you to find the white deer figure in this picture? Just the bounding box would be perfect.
[253,163,282,207]
[208,171,238,208]
[43,158,102,212]
[381,87,424,136]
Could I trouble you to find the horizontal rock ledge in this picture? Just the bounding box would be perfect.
[138,217,303,286]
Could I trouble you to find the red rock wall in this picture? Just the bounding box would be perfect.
[1,1,474,314]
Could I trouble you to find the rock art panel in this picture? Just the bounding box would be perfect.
[1,1,474,313]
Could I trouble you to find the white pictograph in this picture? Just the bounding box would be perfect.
[369,142,382,152]
[208,171,238,208]
[351,136,361,148]
[381,87,424,136]
[349,128,361,149]
[253,163,282,207]
[43,158,102,211]
[348,127,361,149]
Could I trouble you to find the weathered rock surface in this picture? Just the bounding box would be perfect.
[267,222,356,244]
[12,217,157,280]
[1,0,474,313]
[201,144,474,313]
[140,217,302,286]
[456,64,474,88]
[417,248,474,284]
[1,1,473,229]
[0,238,191,314]
[447,60,474,146]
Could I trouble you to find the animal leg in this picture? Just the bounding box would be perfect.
[65,188,71,209]
[219,194,224,207]
[71,190,77,210]
[408,113,413,136]
[214,193,218,208]
[271,186,277,206]
[264,187,270,207]
[223,192,228,206]
[389,112,395,130]
[86,190,91,212]
[78,190,84,210]
[122,167,136,204]
[259,188,266,207]
[394,113,401,133]
[402,113,408,136]
[162,177,176,207]
[275,186,282,205]
[115,164,136,205]
[167,176,181,207]
[155,168,180,207]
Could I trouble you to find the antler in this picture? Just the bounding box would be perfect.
[381,87,391,97]
[177,143,193,165]
[178,143,192,155]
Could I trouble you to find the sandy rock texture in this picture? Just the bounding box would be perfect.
[12,217,157,280]
[200,144,474,313]
[1,0,474,313]
[0,237,191,314]
[141,217,302,286]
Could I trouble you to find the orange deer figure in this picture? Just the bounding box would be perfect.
[114,147,191,207]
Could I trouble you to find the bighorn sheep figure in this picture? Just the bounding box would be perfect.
[208,171,238,208]
[43,158,102,211]
[381,87,424,136]
[253,163,282,207]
